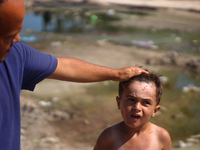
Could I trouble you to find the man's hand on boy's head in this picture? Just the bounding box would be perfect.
[115,67,149,82]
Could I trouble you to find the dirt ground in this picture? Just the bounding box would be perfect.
[20,36,162,150]
[20,35,200,150]
[19,1,200,150]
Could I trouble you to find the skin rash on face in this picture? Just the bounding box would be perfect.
[116,81,160,132]
[0,0,25,62]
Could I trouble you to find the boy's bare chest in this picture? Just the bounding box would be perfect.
[116,135,162,150]
[117,140,161,150]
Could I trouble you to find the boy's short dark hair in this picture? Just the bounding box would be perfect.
[118,73,163,105]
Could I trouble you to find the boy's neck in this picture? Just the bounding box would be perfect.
[121,121,151,135]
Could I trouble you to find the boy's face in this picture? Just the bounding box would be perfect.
[116,81,160,130]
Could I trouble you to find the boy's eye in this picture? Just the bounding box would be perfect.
[143,101,150,105]
[127,98,137,103]
[128,98,134,102]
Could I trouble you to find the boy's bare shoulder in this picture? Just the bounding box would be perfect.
[151,123,171,149]
[151,123,170,140]
[94,122,122,150]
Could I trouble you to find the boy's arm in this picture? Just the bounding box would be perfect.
[48,57,148,82]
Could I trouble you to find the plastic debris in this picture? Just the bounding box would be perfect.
[39,101,52,107]
[21,36,36,42]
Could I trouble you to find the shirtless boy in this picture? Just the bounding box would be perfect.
[94,73,171,150]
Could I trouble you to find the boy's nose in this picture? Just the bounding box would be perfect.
[133,102,141,111]
[12,33,21,43]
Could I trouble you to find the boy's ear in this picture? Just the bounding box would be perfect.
[116,96,120,109]
[151,105,161,117]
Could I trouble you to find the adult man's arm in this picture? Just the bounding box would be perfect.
[48,57,148,82]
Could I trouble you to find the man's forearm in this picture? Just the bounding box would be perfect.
[48,57,148,82]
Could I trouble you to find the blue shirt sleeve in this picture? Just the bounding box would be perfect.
[15,42,58,91]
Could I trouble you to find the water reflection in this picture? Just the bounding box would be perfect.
[43,11,52,31]
[23,9,92,33]
[175,73,200,90]
[23,12,43,32]
[23,11,81,32]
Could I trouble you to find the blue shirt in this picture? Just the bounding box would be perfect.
[0,42,57,150]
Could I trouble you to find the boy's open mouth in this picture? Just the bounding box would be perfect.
[131,115,140,119]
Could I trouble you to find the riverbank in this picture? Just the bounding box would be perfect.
[93,0,200,12]
[24,0,200,12]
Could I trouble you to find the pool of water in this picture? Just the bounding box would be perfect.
[21,8,200,55]
[175,73,200,90]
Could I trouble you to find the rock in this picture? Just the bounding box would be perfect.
[50,41,62,47]
[41,136,59,143]
[191,134,200,139]
[96,39,108,46]
[165,52,179,65]
[21,135,26,140]
[185,58,200,74]
[175,36,182,43]
[106,9,116,16]
[83,119,90,125]
[52,97,60,102]
[21,129,26,135]
[182,84,200,93]
[186,137,199,143]
[48,110,71,121]
[39,101,52,107]
[146,57,161,65]
[151,45,159,50]
[159,76,169,84]
[177,140,193,148]
[177,140,187,148]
